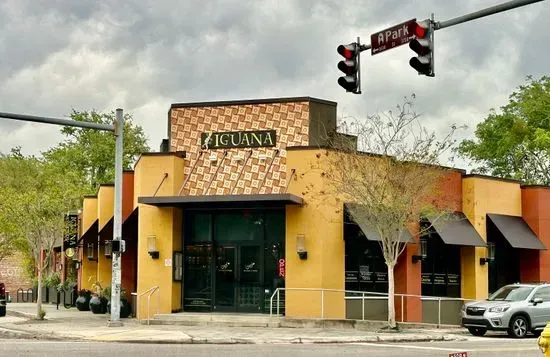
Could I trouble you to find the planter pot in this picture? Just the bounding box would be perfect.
[89,295,107,314]
[75,295,91,311]
[107,299,132,318]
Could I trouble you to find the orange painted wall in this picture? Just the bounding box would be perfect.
[122,171,134,221]
[521,187,550,283]
[394,169,463,322]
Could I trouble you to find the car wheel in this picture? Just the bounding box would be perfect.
[508,315,529,338]
[467,327,487,336]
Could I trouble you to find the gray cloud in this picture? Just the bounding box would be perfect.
[0,0,547,172]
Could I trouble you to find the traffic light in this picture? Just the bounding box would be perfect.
[409,20,434,77]
[337,42,361,93]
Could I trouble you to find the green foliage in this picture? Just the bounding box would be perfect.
[42,110,150,193]
[457,75,550,184]
[0,109,150,278]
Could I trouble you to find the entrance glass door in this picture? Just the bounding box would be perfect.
[214,244,262,312]
[238,245,262,312]
[215,246,236,310]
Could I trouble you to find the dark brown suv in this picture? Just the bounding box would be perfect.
[0,283,6,317]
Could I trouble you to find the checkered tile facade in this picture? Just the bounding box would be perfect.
[170,102,310,196]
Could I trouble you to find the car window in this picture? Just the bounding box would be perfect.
[488,286,534,301]
[533,287,550,301]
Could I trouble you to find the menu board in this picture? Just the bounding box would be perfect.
[359,265,372,282]
[434,273,446,285]
[447,274,460,286]
[421,273,432,284]
[346,271,358,282]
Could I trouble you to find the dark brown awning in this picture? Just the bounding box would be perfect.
[427,212,487,247]
[344,203,414,243]
[98,208,139,242]
[77,219,98,246]
[138,193,303,209]
[487,213,546,250]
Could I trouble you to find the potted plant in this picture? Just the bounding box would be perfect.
[107,288,132,318]
[89,281,108,314]
[75,289,92,311]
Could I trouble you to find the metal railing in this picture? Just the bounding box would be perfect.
[138,286,160,325]
[269,287,475,327]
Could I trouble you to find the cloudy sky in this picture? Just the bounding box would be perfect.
[0,0,547,171]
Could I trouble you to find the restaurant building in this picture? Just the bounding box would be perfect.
[76,96,550,323]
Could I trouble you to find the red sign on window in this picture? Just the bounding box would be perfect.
[278,259,285,277]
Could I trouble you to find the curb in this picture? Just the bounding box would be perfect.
[84,334,467,345]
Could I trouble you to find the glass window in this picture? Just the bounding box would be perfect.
[533,287,550,301]
[488,285,533,301]
[188,213,212,243]
[421,228,461,298]
[213,211,263,242]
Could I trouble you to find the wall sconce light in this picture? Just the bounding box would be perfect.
[232,153,244,162]
[148,235,160,259]
[104,240,112,258]
[296,234,307,260]
[480,242,496,265]
[258,152,268,161]
[75,261,81,270]
[412,237,428,263]
[209,153,218,162]
[87,243,96,261]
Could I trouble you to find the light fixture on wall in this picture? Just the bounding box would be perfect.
[232,153,244,162]
[209,153,218,162]
[480,242,496,265]
[296,234,307,260]
[104,241,112,258]
[412,237,428,263]
[148,235,160,259]
[87,243,97,261]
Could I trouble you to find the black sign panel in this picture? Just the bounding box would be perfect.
[200,130,276,149]
[64,214,78,248]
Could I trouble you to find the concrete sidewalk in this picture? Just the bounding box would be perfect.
[2,302,469,344]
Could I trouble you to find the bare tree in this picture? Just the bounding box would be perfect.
[305,95,461,328]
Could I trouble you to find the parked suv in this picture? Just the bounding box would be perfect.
[461,283,550,338]
[0,283,6,317]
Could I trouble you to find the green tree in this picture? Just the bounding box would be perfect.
[42,110,150,193]
[457,75,550,185]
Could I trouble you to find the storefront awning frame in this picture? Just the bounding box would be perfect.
[487,213,546,250]
[343,203,415,243]
[426,212,487,247]
[138,193,303,209]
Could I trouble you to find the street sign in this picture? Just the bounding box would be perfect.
[370,19,417,55]
[449,353,468,357]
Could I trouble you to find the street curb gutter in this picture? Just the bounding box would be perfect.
[85,334,467,345]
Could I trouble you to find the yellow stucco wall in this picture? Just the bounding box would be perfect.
[462,176,522,299]
[96,185,114,290]
[285,149,345,319]
[82,197,98,233]
[81,197,98,290]
[134,153,185,319]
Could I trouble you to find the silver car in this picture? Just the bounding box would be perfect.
[461,283,550,338]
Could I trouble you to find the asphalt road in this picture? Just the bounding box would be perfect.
[0,338,543,357]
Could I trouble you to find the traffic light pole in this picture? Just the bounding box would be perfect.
[0,110,124,327]
[434,0,545,30]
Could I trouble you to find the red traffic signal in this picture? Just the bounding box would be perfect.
[337,42,361,93]
[408,20,434,77]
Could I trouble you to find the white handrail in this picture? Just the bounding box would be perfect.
[269,287,475,324]
[138,285,160,325]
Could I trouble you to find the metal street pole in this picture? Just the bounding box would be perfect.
[0,110,124,327]
[108,109,124,327]
[434,0,545,30]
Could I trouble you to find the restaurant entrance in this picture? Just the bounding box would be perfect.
[183,209,285,313]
